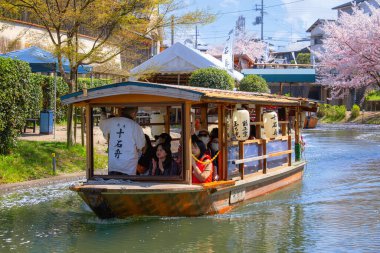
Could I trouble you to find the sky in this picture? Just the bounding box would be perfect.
[167,0,351,50]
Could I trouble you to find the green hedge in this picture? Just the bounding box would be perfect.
[0,58,33,154]
[318,104,347,122]
[239,75,269,93]
[189,67,234,90]
[365,90,380,101]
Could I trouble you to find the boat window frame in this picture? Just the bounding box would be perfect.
[87,102,187,182]
[225,105,294,180]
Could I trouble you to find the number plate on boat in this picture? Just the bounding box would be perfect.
[230,188,246,204]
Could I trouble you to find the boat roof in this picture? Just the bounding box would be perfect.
[61,81,314,107]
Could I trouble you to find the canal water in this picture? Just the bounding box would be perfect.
[0,124,379,253]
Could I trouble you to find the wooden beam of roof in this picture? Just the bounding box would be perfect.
[61,81,311,107]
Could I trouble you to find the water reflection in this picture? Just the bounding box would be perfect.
[0,124,380,252]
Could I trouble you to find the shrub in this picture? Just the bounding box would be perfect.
[296,53,311,64]
[189,67,234,90]
[350,104,360,119]
[365,89,380,101]
[318,104,346,122]
[239,75,269,93]
[0,58,32,154]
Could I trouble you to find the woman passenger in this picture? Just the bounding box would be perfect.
[137,134,154,175]
[191,135,213,184]
[208,128,219,181]
[149,143,180,176]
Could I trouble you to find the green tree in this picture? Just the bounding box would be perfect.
[239,75,269,93]
[296,53,311,64]
[0,0,214,146]
[189,68,234,90]
[0,58,32,154]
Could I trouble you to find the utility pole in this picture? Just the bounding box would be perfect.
[255,0,264,41]
[261,0,264,41]
[171,15,174,45]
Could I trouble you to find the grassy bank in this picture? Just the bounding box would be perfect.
[0,141,107,184]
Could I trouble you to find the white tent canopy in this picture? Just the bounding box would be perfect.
[130,42,244,81]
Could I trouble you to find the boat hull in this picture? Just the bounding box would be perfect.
[72,162,305,218]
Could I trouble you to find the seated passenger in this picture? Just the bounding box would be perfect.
[99,107,145,176]
[149,143,181,176]
[155,133,172,147]
[208,128,219,181]
[197,129,210,147]
[137,134,154,175]
[191,135,213,184]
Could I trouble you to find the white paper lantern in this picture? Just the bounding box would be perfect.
[263,111,279,139]
[151,112,165,137]
[233,109,250,141]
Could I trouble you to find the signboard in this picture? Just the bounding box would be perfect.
[230,188,246,204]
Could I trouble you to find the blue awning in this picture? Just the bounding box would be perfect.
[0,46,92,74]
[242,68,316,83]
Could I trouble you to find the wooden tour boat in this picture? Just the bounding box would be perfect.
[61,81,318,219]
[303,112,319,129]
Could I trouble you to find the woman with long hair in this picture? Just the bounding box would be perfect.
[191,135,213,184]
[149,143,180,176]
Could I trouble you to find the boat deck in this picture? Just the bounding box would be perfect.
[72,161,305,193]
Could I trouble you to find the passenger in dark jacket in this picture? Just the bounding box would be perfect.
[149,143,181,176]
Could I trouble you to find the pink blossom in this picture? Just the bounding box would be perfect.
[318,6,380,97]
[207,32,265,62]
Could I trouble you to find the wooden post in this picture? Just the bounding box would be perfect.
[262,139,267,174]
[255,106,262,139]
[81,108,85,146]
[239,141,244,179]
[279,82,283,95]
[255,106,263,171]
[295,106,301,162]
[281,107,287,136]
[218,104,227,180]
[85,104,94,179]
[165,106,171,134]
[183,102,192,184]
[200,104,208,130]
[288,134,292,166]
[74,107,77,144]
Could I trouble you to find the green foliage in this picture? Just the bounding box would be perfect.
[239,75,269,93]
[0,140,107,183]
[0,58,32,154]
[296,53,311,64]
[189,67,234,90]
[365,89,380,101]
[318,104,347,122]
[350,104,360,119]
[28,74,111,123]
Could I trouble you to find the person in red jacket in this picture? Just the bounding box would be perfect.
[191,135,213,184]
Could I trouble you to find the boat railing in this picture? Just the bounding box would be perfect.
[227,135,292,180]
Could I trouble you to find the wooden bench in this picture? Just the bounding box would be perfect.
[24,118,38,133]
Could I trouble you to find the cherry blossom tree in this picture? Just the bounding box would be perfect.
[318,6,380,97]
[207,32,266,63]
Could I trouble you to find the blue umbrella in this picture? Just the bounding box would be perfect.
[0,46,92,73]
